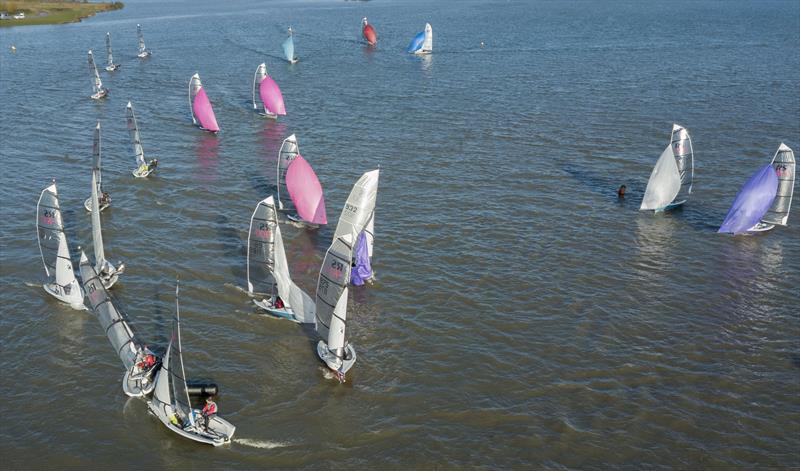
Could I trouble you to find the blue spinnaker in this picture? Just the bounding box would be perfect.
[718,164,779,234]
[351,231,372,286]
[406,31,425,53]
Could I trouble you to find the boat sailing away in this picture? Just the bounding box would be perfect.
[105,32,120,71]
[88,50,108,99]
[247,196,316,323]
[189,73,220,133]
[36,181,84,310]
[84,122,111,212]
[718,143,795,235]
[640,124,694,212]
[252,63,286,120]
[276,134,327,228]
[137,24,151,58]
[127,102,158,177]
[147,282,235,446]
[362,17,377,46]
[282,27,298,64]
[332,170,379,286]
[87,123,125,288]
[314,169,379,381]
[79,251,157,397]
[406,23,433,54]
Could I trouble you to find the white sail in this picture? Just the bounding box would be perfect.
[315,234,354,353]
[332,170,379,257]
[55,233,79,294]
[105,33,114,68]
[90,134,106,273]
[671,124,693,202]
[137,24,148,56]
[88,50,103,94]
[421,23,433,53]
[276,134,300,212]
[282,27,296,63]
[640,142,681,210]
[37,182,83,307]
[126,102,146,167]
[189,73,201,125]
[253,63,267,110]
[762,143,795,226]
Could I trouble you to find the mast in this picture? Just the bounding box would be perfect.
[91,123,106,271]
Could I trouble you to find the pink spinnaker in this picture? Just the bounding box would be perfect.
[286,154,327,225]
[259,76,286,116]
[192,88,220,132]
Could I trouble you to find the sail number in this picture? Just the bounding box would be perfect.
[345,203,358,214]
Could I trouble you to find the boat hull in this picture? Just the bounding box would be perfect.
[122,367,157,397]
[137,52,151,58]
[317,341,356,378]
[147,401,235,446]
[84,197,110,212]
[105,64,120,72]
[43,282,85,310]
[91,90,108,100]
[253,299,302,323]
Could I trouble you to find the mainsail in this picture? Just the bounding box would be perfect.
[153,283,194,426]
[282,28,296,63]
[127,102,146,168]
[189,73,220,132]
[315,234,354,355]
[277,134,300,213]
[285,155,327,225]
[90,123,106,272]
[718,164,779,234]
[137,24,149,56]
[105,33,115,68]
[37,182,82,300]
[332,169,379,256]
[761,143,795,226]
[88,50,104,95]
[252,63,267,110]
[671,124,694,202]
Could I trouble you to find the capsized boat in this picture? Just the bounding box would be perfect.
[276,134,327,228]
[88,50,108,99]
[330,170,379,286]
[147,282,236,446]
[127,102,159,178]
[362,17,377,46]
[137,24,151,58]
[36,181,84,309]
[282,27,298,64]
[105,32,120,71]
[79,251,157,397]
[406,23,432,54]
[252,63,286,119]
[189,73,220,133]
[247,196,316,323]
[640,124,694,212]
[719,144,795,234]
[84,122,110,212]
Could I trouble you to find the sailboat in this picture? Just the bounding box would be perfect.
[87,124,125,288]
[282,27,298,64]
[252,63,286,120]
[640,124,694,212]
[137,24,151,58]
[331,170,379,286]
[314,170,379,381]
[79,251,156,397]
[719,144,795,235]
[189,73,220,133]
[247,196,316,323]
[362,17,377,46]
[127,102,159,178]
[276,134,327,228]
[406,23,433,54]
[88,50,108,100]
[84,122,111,212]
[105,32,120,71]
[147,282,236,446]
[36,181,85,310]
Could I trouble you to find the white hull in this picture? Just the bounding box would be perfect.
[413,50,432,55]
[747,222,776,233]
[316,341,356,379]
[652,200,686,213]
[98,262,125,289]
[137,52,151,58]
[91,90,108,100]
[147,401,235,446]
[105,64,120,72]
[133,167,154,178]
[253,299,302,323]
[122,368,156,397]
[43,282,85,310]
[284,212,319,230]
[84,197,109,212]
[258,111,278,120]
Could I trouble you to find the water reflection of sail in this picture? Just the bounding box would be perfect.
[632,215,678,284]
[195,134,219,183]
[717,236,784,323]
[260,121,287,172]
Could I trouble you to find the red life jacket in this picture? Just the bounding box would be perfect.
[202,402,217,415]
[144,354,156,367]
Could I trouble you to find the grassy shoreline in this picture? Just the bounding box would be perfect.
[0,1,123,27]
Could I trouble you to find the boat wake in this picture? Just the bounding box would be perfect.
[235,438,290,449]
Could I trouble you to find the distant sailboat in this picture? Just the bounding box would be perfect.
[719,144,795,234]
[147,282,236,446]
[88,50,108,99]
[640,124,694,212]
[137,24,151,58]
[252,63,286,120]
[189,73,220,133]
[362,17,377,46]
[84,122,110,212]
[276,134,327,228]
[79,251,157,397]
[407,23,432,54]
[330,170,379,286]
[105,32,120,71]
[36,181,84,309]
[127,102,158,177]
[315,170,379,381]
[247,196,316,323]
[282,27,298,64]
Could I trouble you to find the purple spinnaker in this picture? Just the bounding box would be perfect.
[259,76,286,116]
[192,88,220,132]
[718,164,779,234]
[351,230,372,286]
[285,154,327,225]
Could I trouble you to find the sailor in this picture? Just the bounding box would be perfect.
[274,296,285,309]
[617,185,626,198]
[137,347,157,371]
[148,158,158,171]
[100,191,111,206]
[201,397,217,431]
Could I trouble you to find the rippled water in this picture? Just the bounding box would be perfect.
[1,0,798,469]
